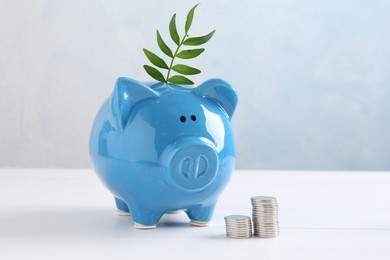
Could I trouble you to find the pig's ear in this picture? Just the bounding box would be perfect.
[193,78,238,119]
[112,77,159,130]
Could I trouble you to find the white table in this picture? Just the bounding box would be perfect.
[1,169,389,259]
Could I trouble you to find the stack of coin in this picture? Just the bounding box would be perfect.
[251,196,279,238]
[224,215,253,239]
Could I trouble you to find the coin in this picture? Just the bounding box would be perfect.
[251,196,279,238]
[224,215,253,239]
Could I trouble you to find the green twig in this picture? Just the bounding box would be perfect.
[166,34,188,82]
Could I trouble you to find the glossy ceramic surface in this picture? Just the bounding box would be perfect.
[89,77,238,228]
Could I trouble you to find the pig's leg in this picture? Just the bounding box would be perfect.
[114,197,131,216]
[129,203,164,229]
[186,204,216,227]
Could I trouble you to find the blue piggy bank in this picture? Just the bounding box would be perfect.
[89,77,238,229]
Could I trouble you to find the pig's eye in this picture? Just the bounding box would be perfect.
[180,116,186,122]
[190,115,197,121]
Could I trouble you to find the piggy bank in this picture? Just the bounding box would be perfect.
[89,77,238,229]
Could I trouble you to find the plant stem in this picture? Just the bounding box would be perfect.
[166,34,188,82]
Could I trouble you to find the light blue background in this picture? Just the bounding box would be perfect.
[0,0,389,170]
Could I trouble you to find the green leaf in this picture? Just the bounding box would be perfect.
[176,48,205,59]
[143,48,169,69]
[143,65,166,82]
[183,30,216,46]
[168,75,194,85]
[185,4,199,34]
[172,64,201,75]
[156,30,173,58]
[169,14,180,45]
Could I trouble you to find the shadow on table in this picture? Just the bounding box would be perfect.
[0,208,196,240]
[204,234,227,240]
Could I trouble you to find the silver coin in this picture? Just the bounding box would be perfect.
[227,230,252,234]
[255,225,279,229]
[254,218,278,221]
[228,235,253,238]
[227,233,253,237]
[253,209,278,211]
[251,196,277,201]
[253,216,278,220]
[226,226,252,229]
[253,214,278,217]
[253,219,278,223]
[227,233,253,236]
[253,220,278,223]
[255,235,279,239]
[225,220,252,224]
[252,207,278,210]
[255,226,278,229]
[228,228,252,231]
[252,202,278,205]
[253,216,278,219]
[225,215,251,221]
[252,213,278,216]
[226,218,252,221]
[254,224,279,227]
[226,227,252,231]
[252,201,278,204]
[252,202,277,205]
[226,230,252,234]
[226,223,252,226]
[255,230,279,234]
[253,217,278,222]
[255,226,279,229]
[227,235,253,238]
[256,231,279,235]
[252,218,278,221]
[226,235,252,239]
[226,225,252,229]
[225,214,253,239]
[255,233,279,237]
[226,221,251,225]
[225,222,252,226]
[255,230,279,233]
[254,228,278,232]
[255,234,278,238]
[252,204,278,208]
[226,224,252,228]
[226,229,252,233]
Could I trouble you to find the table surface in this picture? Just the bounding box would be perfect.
[1,169,389,259]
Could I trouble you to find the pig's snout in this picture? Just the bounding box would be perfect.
[163,138,218,191]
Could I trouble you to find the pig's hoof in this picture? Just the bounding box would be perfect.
[133,222,157,230]
[167,210,183,214]
[190,220,210,227]
[116,210,131,216]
